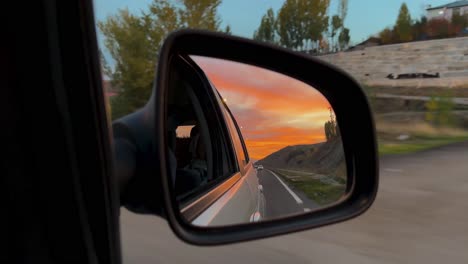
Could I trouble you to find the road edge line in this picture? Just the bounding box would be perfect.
[267,169,303,205]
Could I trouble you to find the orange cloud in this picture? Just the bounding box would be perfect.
[244,126,325,159]
[192,56,332,160]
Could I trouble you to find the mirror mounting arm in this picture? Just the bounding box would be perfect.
[112,105,165,216]
[113,136,136,200]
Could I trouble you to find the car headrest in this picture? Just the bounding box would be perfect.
[189,126,206,160]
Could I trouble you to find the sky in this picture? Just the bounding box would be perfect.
[191,56,331,160]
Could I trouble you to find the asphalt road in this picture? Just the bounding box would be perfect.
[120,141,468,264]
[257,169,318,219]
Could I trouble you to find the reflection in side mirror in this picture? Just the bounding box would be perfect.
[166,54,348,227]
[156,30,377,245]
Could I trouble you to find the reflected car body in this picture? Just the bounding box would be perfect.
[192,163,265,226]
[185,77,265,226]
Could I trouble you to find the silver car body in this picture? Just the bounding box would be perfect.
[190,83,265,226]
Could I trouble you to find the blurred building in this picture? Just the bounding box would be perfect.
[426,1,468,20]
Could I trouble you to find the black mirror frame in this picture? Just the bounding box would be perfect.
[155,29,379,245]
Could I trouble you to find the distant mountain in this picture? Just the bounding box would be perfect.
[258,138,346,179]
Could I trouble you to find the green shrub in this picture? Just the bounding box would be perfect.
[425,92,455,127]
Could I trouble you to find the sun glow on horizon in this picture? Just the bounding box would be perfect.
[192,56,332,160]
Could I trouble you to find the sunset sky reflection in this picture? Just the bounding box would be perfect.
[192,56,331,160]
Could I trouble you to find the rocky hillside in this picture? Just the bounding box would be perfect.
[258,138,346,179]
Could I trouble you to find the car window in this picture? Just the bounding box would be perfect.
[169,85,210,199]
[221,103,249,168]
[168,57,239,203]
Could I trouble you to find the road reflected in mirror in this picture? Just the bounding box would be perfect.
[168,55,347,227]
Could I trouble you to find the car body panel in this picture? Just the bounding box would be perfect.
[189,75,265,226]
[192,162,264,226]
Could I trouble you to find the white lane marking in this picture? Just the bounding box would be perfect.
[384,168,403,173]
[267,170,303,205]
[304,208,311,212]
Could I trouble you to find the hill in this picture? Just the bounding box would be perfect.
[258,138,346,179]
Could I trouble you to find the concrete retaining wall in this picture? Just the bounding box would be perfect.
[317,37,468,88]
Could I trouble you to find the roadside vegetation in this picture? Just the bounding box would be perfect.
[378,134,468,155]
[378,113,468,155]
[270,168,345,205]
[265,110,347,206]
[364,87,468,155]
[377,3,468,45]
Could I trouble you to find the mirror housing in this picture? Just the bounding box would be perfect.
[155,29,378,245]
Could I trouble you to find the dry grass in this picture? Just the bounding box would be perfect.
[376,120,468,138]
[375,118,468,155]
[365,85,468,97]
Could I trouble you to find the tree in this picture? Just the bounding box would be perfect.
[329,0,349,52]
[304,0,330,51]
[451,12,468,33]
[330,15,342,51]
[412,16,427,40]
[324,119,339,140]
[253,8,276,43]
[452,12,468,29]
[338,0,348,24]
[179,0,221,29]
[99,9,160,119]
[99,0,224,119]
[378,27,395,44]
[318,37,329,53]
[276,0,330,50]
[338,27,350,50]
[374,3,466,45]
[276,0,302,49]
[224,24,232,35]
[425,18,459,39]
[324,107,338,141]
[324,121,332,141]
[394,3,413,42]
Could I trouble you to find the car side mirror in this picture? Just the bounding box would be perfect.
[154,30,378,245]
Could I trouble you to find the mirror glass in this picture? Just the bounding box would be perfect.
[166,55,348,227]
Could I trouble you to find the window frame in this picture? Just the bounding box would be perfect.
[173,82,215,198]
[4,0,121,263]
[220,102,250,171]
[176,55,244,222]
